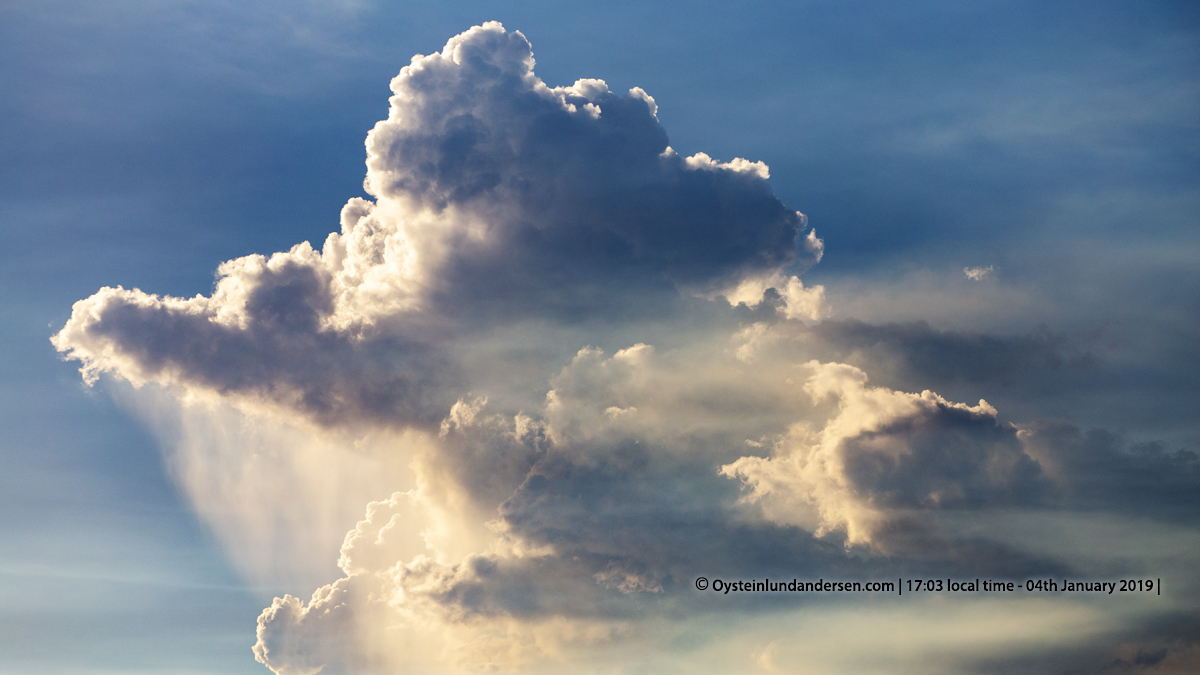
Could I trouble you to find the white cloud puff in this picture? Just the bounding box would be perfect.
[963,265,994,280]
[722,361,1047,552]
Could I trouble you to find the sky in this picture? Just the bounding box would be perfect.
[2,1,1199,673]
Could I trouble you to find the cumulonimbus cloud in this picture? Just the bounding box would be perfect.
[53,21,1200,675]
[51,22,824,431]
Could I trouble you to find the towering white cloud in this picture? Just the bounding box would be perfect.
[52,21,1200,675]
[52,22,824,431]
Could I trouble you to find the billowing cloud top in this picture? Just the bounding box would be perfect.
[361,25,801,296]
[52,22,820,429]
[52,22,1200,675]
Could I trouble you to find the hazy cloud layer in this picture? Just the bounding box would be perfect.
[53,22,1198,675]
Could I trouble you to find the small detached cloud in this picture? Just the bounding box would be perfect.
[964,265,994,281]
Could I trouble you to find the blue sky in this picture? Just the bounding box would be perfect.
[3,2,1198,673]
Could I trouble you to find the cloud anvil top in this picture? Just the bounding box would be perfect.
[46,20,1200,675]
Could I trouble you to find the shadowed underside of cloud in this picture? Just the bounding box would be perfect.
[730,314,1096,389]
[250,343,1193,673]
[52,21,1198,675]
[1021,420,1200,521]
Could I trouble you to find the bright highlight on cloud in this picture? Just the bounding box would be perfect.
[53,22,1200,675]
